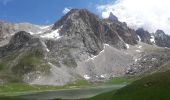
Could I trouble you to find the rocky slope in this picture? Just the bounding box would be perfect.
[0,9,170,85]
[0,21,50,46]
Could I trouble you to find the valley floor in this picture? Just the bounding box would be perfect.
[0,78,132,100]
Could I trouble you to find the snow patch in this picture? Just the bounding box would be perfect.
[40,25,51,29]
[37,31,42,34]
[137,45,142,49]
[100,74,107,78]
[150,36,155,43]
[41,29,61,39]
[136,50,141,52]
[48,62,54,67]
[84,75,90,80]
[135,59,138,62]
[126,44,129,49]
[104,44,110,47]
[137,35,141,42]
[134,57,141,62]
[40,26,62,39]
[45,48,50,52]
[28,31,35,35]
[151,58,157,61]
[41,41,50,52]
[86,44,109,61]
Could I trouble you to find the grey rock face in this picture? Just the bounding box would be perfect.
[136,28,152,44]
[154,30,170,48]
[108,12,118,22]
[53,9,128,50]
[125,48,170,77]
[136,29,170,48]
[0,21,46,46]
[0,31,45,57]
[106,20,138,45]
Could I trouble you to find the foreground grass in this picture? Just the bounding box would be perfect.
[0,97,26,100]
[87,70,170,100]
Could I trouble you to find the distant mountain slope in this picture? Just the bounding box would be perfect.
[88,69,170,100]
[155,30,170,48]
[0,31,50,84]
[0,21,50,46]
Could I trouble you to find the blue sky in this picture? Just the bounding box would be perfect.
[0,0,114,25]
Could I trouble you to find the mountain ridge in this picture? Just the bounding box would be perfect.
[0,9,170,85]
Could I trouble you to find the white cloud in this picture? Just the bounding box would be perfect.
[62,7,71,14]
[97,0,170,35]
[0,0,13,5]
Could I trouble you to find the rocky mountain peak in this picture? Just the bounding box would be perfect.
[0,31,45,58]
[10,31,33,44]
[154,29,170,47]
[52,8,100,30]
[155,29,166,38]
[52,8,100,31]
[6,31,36,52]
[52,9,78,30]
[108,12,118,22]
[52,9,129,49]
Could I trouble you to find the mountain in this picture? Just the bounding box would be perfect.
[136,28,152,44]
[108,12,118,22]
[136,28,170,47]
[0,9,170,85]
[155,30,170,48]
[0,21,50,46]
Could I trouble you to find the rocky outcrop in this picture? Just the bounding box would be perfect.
[154,30,170,48]
[53,9,127,50]
[0,21,47,47]
[136,28,152,44]
[125,48,170,77]
[0,31,45,57]
[108,12,118,22]
[0,31,50,84]
[104,13,139,45]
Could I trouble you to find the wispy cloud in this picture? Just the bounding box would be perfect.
[62,7,71,14]
[0,0,13,5]
[97,0,170,34]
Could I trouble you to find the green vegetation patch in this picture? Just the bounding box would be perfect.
[0,50,50,83]
[0,52,18,72]
[66,79,91,87]
[12,52,50,77]
[104,77,134,84]
[88,70,170,100]
[0,79,90,96]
